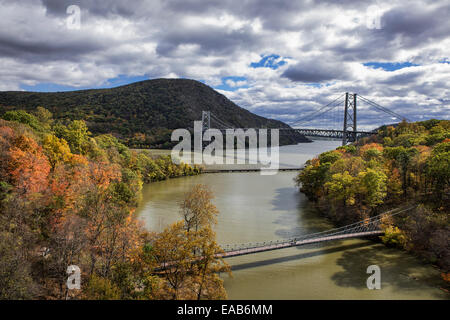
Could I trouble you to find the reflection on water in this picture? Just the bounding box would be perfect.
[136,141,449,300]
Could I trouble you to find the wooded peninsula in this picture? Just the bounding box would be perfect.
[296,119,450,289]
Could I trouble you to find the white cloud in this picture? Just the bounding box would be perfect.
[0,0,448,124]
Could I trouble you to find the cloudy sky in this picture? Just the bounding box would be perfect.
[1,0,449,129]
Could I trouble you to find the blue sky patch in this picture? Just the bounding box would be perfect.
[363,62,419,71]
[20,74,149,92]
[103,74,149,87]
[303,83,323,88]
[20,82,90,92]
[250,54,287,70]
[215,76,248,91]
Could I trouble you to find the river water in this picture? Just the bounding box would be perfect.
[136,141,448,299]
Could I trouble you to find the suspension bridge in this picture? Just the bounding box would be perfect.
[155,207,415,272]
[217,206,414,258]
[199,93,409,146]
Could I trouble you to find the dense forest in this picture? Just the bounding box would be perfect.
[296,120,450,287]
[0,107,230,299]
[0,79,308,148]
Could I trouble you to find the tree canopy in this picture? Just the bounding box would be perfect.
[0,108,211,300]
[296,120,450,275]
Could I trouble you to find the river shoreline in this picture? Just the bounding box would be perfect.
[306,202,450,294]
[136,141,449,299]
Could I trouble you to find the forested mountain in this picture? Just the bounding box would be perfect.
[0,79,308,148]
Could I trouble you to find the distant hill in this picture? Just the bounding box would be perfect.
[0,79,309,148]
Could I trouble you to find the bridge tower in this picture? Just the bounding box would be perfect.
[201,111,211,132]
[342,93,357,146]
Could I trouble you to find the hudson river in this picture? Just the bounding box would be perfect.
[137,141,448,299]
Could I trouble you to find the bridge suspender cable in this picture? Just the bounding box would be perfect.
[357,95,410,122]
[209,112,235,129]
[220,206,416,256]
[198,92,410,145]
[206,93,410,131]
[288,93,346,127]
[154,205,416,270]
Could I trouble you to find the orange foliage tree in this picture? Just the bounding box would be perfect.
[8,135,50,196]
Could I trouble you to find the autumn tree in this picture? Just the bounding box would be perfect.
[180,184,219,232]
[383,146,418,195]
[188,226,229,300]
[295,158,330,201]
[34,107,53,131]
[151,221,196,299]
[150,185,228,300]
[325,171,356,208]
[180,185,228,299]
[426,141,450,204]
[44,214,88,299]
[55,120,91,154]
[2,110,41,131]
[42,134,72,167]
[357,168,387,209]
[8,134,51,197]
[0,228,37,299]
[84,274,121,300]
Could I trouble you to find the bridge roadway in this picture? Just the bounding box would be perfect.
[154,207,414,272]
[288,128,374,139]
[217,230,384,259]
[153,230,384,273]
[203,167,303,173]
[188,127,375,139]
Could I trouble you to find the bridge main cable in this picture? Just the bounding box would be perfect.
[288,93,346,127]
[210,112,235,129]
[358,95,410,122]
[220,206,416,256]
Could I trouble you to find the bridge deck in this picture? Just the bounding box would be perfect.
[218,230,383,258]
[154,206,414,271]
[203,167,303,173]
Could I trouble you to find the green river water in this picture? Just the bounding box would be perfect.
[136,141,449,299]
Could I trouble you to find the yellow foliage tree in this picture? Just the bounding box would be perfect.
[180,184,219,232]
[42,134,72,167]
[151,185,229,300]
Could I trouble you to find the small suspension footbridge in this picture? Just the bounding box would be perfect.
[154,206,416,272]
[217,206,414,259]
